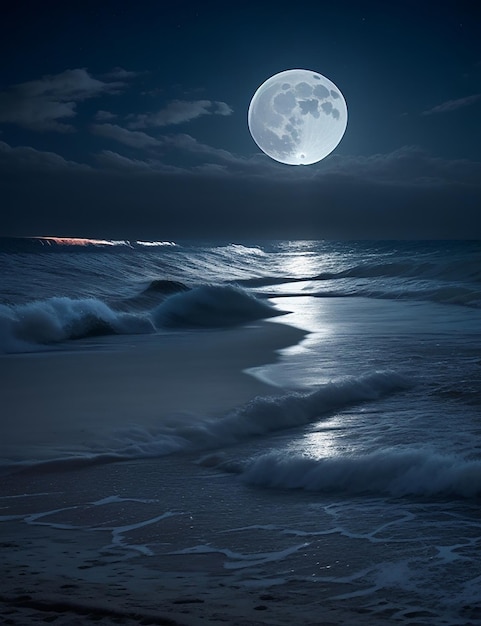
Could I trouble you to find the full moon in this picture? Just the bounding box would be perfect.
[248,69,348,165]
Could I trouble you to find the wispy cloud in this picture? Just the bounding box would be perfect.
[422,93,481,115]
[213,101,233,116]
[91,122,239,163]
[91,123,163,149]
[127,99,233,128]
[163,133,238,161]
[0,140,90,171]
[3,140,480,240]
[4,132,480,193]
[0,69,130,132]
[95,150,180,174]
[101,67,139,80]
[94,110,117,122]
[320,146,481,186]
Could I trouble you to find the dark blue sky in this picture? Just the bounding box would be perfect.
[1,0,480,239]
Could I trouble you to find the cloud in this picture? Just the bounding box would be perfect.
[127,99,233,128]
[213,101,234,116]
[95,150,179,173]
[91,122,239,163]
[0,140,90,171]
[91,123,163,149]
[163,133,238,161]
[422,93,481,115]
[6,133,477,194]
[317,146,481,186]
[94,110,117,121]
[101,67,139,80]
[1,140,480,240]
[85,130,481,189]
[0,69,129,132]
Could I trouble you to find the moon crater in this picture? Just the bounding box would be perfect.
[273,91,296,115]
[248,69,347,165]
[299,99,320,117]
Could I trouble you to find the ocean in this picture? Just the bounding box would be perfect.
[1,237,480,625]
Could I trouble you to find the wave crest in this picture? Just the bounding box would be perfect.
[242,448,481,499]
[0,297,154,353]
[0,286,286,352]
[7,371,409,472]
[152,285,285,328]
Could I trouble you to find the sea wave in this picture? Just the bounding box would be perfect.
[309,285,481,308]
[152,285,284,328]
[233,255,481,289]
[0,297,154,353]
[0,236,178,252]
[0,286,284,353]
[241,447,481,499]
[140,279,189,297]
[5,371,409,472]
[235,254,481,308]
[122,280,189,310]
[3,240,479,312]
[311,257,481,284]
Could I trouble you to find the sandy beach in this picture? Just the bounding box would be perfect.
[1,457,383,626]
[0,321,305,462]
[0,319,402,625]
[1,510,379,626]
[0,320,369,626]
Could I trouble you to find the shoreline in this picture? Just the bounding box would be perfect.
[0,314,374,626]
[1,297,480,625]
[0,320,306,464]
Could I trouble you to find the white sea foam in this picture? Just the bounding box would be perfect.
[0,495,182,557]
[169,542,309,570]
[0,297,155,353]
[135,240,177,247]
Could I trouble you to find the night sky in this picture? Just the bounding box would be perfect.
[1,0,480,240]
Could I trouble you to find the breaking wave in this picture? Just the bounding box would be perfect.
[6,371,409,472]
[122,280,189,310]
[0,286,285,353]
[242,447,481,499]
[152,285,284,328]
[0,297,155,353]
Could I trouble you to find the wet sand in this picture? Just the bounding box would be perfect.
[0,321,305,462]
[0,321,361,625]
[1,317,471,625]
[0,467,377,626]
